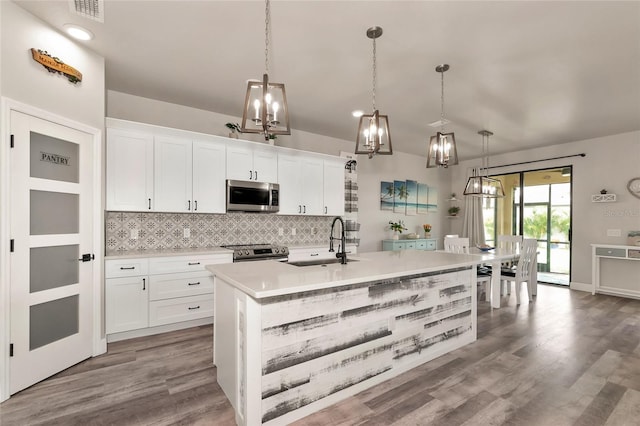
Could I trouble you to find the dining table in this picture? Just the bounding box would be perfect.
[468,247,537,308]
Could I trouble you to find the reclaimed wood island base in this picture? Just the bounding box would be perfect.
[207,250,481,425]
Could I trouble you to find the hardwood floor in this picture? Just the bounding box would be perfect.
[1,284,639,425]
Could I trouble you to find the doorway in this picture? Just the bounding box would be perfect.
[483,167,572,286]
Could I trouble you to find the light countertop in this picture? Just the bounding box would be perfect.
[206,250,483,299]
[105,247,233,260]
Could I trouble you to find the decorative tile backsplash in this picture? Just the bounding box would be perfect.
[105,212,336,254]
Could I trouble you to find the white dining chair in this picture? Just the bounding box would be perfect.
[443,237,491,301]
[500,238,537,304]
[496,234,523,294]
[443,237,470,253]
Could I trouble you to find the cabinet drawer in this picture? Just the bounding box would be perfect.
[149,271,214,301]
[416,241,427,250]
[425,240,437,250]
[149,294,213,327]
[595,248,626,258]
[405,242,416,249]
[105,258,149,278]
[149,254,232,274]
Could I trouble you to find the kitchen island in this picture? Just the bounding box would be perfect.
[206,250,482,425]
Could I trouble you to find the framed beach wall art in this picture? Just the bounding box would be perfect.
[427,185,438,212]
[417,183,429,215]
[380,181,394,211]
[394,180,407,213]
[405,180,417,215]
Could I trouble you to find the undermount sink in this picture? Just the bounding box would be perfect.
[287,258,360,267]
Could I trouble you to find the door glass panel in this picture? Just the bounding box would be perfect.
[30,245,79,293]
[29,295,79,350]
[30,131,79,183]
[30,190,79,235]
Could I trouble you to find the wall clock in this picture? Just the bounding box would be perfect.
[628,177,640,199]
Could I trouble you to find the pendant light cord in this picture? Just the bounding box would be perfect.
[372,36,377,111]
[440,70,445,133]
[264,0,270,75]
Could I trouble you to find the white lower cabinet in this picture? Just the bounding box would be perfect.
[105,252,232,339]
[105,275,149,334]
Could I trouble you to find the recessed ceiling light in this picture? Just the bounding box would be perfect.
[352,110,364,118]
[63,24,94,41]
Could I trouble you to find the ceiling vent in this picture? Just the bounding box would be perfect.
[69,0,104,23]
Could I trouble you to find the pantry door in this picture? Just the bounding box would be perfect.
[9,110,94,394]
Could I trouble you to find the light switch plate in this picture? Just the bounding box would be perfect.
[183,228,190,238]
[130,229,138,240]
[278,228,284,236]
[291,228,296,236]
[607,229,621,237]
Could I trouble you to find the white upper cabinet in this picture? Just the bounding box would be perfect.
[106,119,345,216]
[154,136,227,214]
[192,138,226,213]
[154,136,192,212]
[301,157,324,215]
[227,143,278,183]
[323,160,345,216]
[278,153,342,216]
[278,154,323,215]
[106,128,154,211]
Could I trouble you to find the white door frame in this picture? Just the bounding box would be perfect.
[0,98,106,402]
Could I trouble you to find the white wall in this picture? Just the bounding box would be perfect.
[0,1,106,402]
[357,153,450,253]
[450,131,640,287]
[106,90,449,252]
[1,1,104,129]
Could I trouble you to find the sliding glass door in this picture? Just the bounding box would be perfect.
[483,167,572,285]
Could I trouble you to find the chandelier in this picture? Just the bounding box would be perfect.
[463,130,505,198]
[355,26,392,159]
[240,0,290,140]
[426,64,458,168]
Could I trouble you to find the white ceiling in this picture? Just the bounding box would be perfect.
[14,1,640,160]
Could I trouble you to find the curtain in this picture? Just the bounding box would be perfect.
[461,196,486,247]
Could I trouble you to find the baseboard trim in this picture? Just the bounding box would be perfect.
[570,282,592,293]
[106,317,213,343]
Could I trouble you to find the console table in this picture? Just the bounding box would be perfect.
[591,244,640,299]
[382,238,437,251]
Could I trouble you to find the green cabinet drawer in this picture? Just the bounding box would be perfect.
[383,239,436,251]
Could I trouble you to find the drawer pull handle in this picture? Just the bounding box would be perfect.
[120,267,135,270]
[188,306,200,310]
[142,278,146,291]
[188,282,200,286]
[188,262,201,266]
[310,253,319,257]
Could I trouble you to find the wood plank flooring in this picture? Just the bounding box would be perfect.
[1,284,639,425]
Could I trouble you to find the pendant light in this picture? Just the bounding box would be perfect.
[355,26,392,159]
[426,64,458,168]
[464,130,505,198]
[240,0,290,140]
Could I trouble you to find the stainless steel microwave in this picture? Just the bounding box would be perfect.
[226,180,279,213]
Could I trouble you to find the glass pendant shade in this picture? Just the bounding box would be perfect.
[426,131,458,168]
[464,171,506,198]
[355,110,392,158]
[241,73,290,137]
